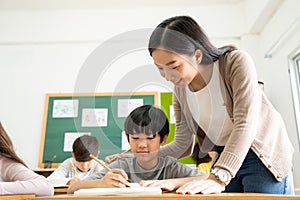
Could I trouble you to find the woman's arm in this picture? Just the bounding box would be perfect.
[159,92,195,158]
[215,50,261,176]
[0,160,54,196]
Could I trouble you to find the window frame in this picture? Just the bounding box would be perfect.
[288,46,300,147]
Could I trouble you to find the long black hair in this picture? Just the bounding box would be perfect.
[148,16,236,64]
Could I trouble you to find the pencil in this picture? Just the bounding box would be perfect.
[89,154,131,187]
[89,154,111,171]
[70,160,80,178]
[120,148,131,155]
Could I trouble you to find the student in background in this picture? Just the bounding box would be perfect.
[191,143,218,175]
[0,122,54,196]
[47,135,103,186]
[67,105,206,193]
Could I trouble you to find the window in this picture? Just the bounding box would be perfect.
[289,48,300,145]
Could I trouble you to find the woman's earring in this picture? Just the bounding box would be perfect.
[197,59,201,65]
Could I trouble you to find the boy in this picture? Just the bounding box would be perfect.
[47,135,103,186]
[68,105,206,193]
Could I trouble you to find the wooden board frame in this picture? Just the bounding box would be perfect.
[38,92,158,168]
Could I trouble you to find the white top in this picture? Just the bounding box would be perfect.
[186,61,233,145]
[47,157,103,187]
[0,155,54,196]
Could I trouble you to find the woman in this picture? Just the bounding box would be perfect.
[0,122,54,196]
[147,16,294,194]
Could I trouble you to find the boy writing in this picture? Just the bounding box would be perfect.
[47,135,103,186]
[68,105,206,193]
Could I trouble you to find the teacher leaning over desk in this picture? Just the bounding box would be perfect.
[107,15,295,195]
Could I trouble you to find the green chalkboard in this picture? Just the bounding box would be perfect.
[39,92,158,168]
[160,92,196,164]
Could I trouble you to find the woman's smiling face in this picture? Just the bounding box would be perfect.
[152,49,199,88]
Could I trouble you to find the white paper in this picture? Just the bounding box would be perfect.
[74,187,162,196]
[121,131,130,150]
[52,100,79,118]
[63,132,91,152]
[117,99,143,117]
[169,105,175,124]
[82,108,108,127]
[48,178,70,188]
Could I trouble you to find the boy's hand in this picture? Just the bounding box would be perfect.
[139,175,208,192]
[139,180,178,191]
[105,153,133,164]
[67,177,81,185]
[105,154,121,164]
[101,169,129,188]
[67,168,130,194]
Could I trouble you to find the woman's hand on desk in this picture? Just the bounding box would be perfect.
[176,174,225,194]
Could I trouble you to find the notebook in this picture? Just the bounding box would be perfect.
[74,186,162,196]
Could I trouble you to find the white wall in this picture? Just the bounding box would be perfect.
[0,0,299,188]
[256,0,300,187]
[0,0,243,168]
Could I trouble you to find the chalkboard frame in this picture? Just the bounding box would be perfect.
[38,92,158,168]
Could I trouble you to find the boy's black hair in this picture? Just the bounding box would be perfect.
[72,135,99,162]
[124,105,169,143]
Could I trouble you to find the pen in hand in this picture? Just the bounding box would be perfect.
[89,154,132,187]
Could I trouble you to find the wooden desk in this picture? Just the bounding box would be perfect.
[0,194,35,200]
[27,193,300,200]
[54,187,68,195]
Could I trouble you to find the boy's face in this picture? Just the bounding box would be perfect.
[75,160,93,172]
[72,152,94,172]
[128,132,167,164]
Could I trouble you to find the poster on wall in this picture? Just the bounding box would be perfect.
[117,99,143,117]
[63,132,91,152]
[81,108,108,127]
[52,99,79,118]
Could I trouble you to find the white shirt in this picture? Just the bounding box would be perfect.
[47,157,103,187]
[186,61,233,145]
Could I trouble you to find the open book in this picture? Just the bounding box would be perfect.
[74,187,162,196]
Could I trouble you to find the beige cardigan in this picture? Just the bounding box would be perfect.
[159,50,294,181]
